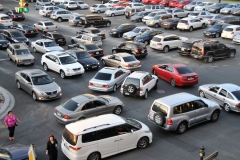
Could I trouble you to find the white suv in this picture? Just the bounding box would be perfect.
[62,1,78,10]
[41,51,84,79]
[39,6,59,16]
[61,114,152,160]
[50,9,72,22]
[177,17,207,32]
[150,33,188,53]
[121,71,158,99]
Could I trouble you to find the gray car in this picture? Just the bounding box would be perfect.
[104,7,126,17]
[184,1,203,11]
[54,94,124,124]
[89,67,131,92]
[220,4,237,14]
[15,69,62,101]
[198,83,240,113]
[130,11,151,22]
[148,92,221,134]
[122,26,152,40]
[200,14,223,25]
[68,13,84,27]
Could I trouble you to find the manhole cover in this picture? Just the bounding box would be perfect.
[157,90,165,93]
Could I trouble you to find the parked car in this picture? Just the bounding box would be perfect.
[41,31,66,45]
[148,92,221,134]
[188,11,210,18]
[221,25,240,39]
[71,33,102,47]
[31,39,64,54]
[220,4,237,14]
[142,0,151,4]
[232,34,240,44]
[5,10,25,21]
[89,4,110,13]
[177,1,189,9]
[33,20,58,32]
[184,1,202,11]
[134,29,164,45]
[62,1,78,10]
[54,94,124,123]
[35,3,52,10]
[109,23,136,37]
[121,71,158,99]
[0,24,7,34]
[160,0,170,7]
[167,8,190,18]
[104,0,120,6]
[112,2,126,8]
[207,3,228,13]
[194,2,215,11]
[39,6,60,16]
[126,3,145,10]
[144,5,164,11]
[15,69,62,100]
[231,6,240,16]
[215,16,240,24]
[68,13,84,27]
[200,14,223,26]
[112,41,148,58]
[12,23,38,37]
[101,53,141,70]
[125,8,143,19]
[204,23,230,38]
[0,34,9,49]
[78,15,111,28]
[104,6,126,17]
[190,40,236,63]
[123,26,152,40]
[142,11,159,23]
[1,29,29,45]
[76,27,106,40]
[178,38,202,55]
[161,18,180,30]
[130,11,151,22]
[0,13,13,27]
[76,1,89,9]
[50,9,72,22]
[177,17,207,32]
[146,14,172,28]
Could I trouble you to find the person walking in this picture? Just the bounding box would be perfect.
[4,111,21,141]
[219,0,221,3]
[46,135,58,160]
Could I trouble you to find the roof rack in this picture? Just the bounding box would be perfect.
[83,124,110,132]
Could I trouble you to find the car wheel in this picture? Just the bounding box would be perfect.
[71,39,75,44]
[144,41,148,46]
[126,84,136,94]
[215,33,220,38]
[102,59,106,66]
[77,23,81,27]
[153,112,165,126]
[228,52,235,58]
[224,103,231,112]
[43,63,48,71]
[111,13,115,17]
[201,23,205,29]
[170,79,176,87]
[199,90,205,98]
[106,22,111,27]
[205,55,213,63]
[60,70,66,79]
[113,84,117,92]
[112,50,117,54]
[172,26,176,30]
[32,92,37,101]
[57,17,62,23]
[138,18,142,22]
[33,47,37,53]
[137,137,149,149]
[176,122,187,134]
[211,110,220,122]
[16,81,21,89]
[154,81,158,89]
[87,152,100,160]
[163,46,169,53]
[154,23,159,28]
[97,10,101,14]
[174,15,178,18]
[189,26,193,32]
[118,33,121,38]
[15,61,19,67]
[113,105,122,115]
[143,90,148,99]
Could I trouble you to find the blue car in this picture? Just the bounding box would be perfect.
[134,30,164,46]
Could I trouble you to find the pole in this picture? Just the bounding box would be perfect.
[199,146,205,160]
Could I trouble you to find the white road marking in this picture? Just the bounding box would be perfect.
[223,65,230,66]
[211,66,218,67]
[0,59,9,61]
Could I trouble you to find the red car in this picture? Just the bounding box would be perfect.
[168,0,179,7]
[151,64,198,87]
[150,0,162,5]
[160,0,170,7]
[177,1,188,8]
[112,2,126,8]
[142,0,151,4]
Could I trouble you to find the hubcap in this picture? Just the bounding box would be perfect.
[33,93,36,100]
[114,85,117,91]
[102,60,105,65]
[216,33,219,38]
[89,153,98,160]
[208,56,213,62]
[61,72,65,78]
[230,52,234,58]
[145,91,148,98]
[138,139,147,148]
[225,104,230,112]
[155,115,161,124]
[179,124,186,133]
[17,82,20,88]
[212,112,218,120]
[164,47,168,52]
[200,91,204,97]
[44,64,47,70]
[171,79,175,86]
[115,107,121,114]
[128,86,134,93]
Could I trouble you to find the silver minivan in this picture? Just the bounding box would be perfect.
[148,92,221,134]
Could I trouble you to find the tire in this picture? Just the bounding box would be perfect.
[143,90,148,99]
[201,23,205,29]
[137,137,149,149]
[60,70,66,79]
[78,117,85,120]
[224,103,231,112]
[163,46,169,53]
[199,90,205,98]
[118,33,121,38]
[112,50,117,54]
[153,112,166,126]
[43,63,48,71]
[174,15,178,18]
[211,110,220,122]
[228,52,235,58]
[57,17,62,23]
[16,81,21,89]
[144,41,148,46]
[35,6,37,10]
[87,152,100,160]
[111,13,115,17]
[15,61,19,67]
[215,33,220,38]
[154,23,159,28]
[113,84,117,92]
[97,10,100,14]
[204,55,213,63]
[32,92,37,101]
[106,22,111,27]
[126,84,136,94]
[176,122,187,134]
[189,27,193,32]
[170,79,176,87]
[77,23,81,27]
[113,105,122,115]
[71,39,75,44]
[33,47,37,53]
[138,18,142,22]
[172,26,176,30]
[102,59,106,66]
[154,81,158,89]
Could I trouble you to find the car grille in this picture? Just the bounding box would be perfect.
[22,59,32,62]
[46,90,58,95]
[73,68,81,71]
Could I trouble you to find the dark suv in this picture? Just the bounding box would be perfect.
[41,31,66,45]
[109,23,136,38]
[178,38,202,56]
[134,30,164,46]
[190,40,236,63]
[112,41,148,58]
[78,15,111,28]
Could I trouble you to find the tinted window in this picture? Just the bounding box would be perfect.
[91,29,100,34]
[152,37,161,42]
[45,22,54,26]
[63,99,79,111]
[176,67,193,74]
[85,44,98,50]
[22,26,33,30]
[232,91,240,100]
[179,20,188,23]
[63,128,78,146]
[44,41,57,47]
[82,132,97,143]
[0,24,6,29]
[123,56,136,62]
[59,56,77,65]
[92,37,101,41]
[211,24,223,29]
[219,89,227,97]
[52,34,64,38]
[165,19,173,22]
[124,77,140,87]
[132,28,141,33]
[181,42,192,48]
[75,51,91,59]
[152,102,168,116]
[1,16,10,20]
[224,28,233,31]
[32,75,53,85]
[11,32,24,38]
[94,72,112,80]
[189,13,199,16]
[97,127,118,140]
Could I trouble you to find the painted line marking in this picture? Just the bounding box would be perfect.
[223,65,230,66]
[211,66,218,67]
[0,59,9,61]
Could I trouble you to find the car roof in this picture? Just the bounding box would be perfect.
[10,43,28,50]
[66,114,125,134]
[5,29,20,33]
[155,92,199,107]
[99,67,119,74]
[37,39,53,42]
[19,69,47,77]
[71,94,97,104]
[85,27,99,30]
[135,26,150,29]
[46,51,69,57]
[155,33,175,37]
[181,17,197,20]
[218,83,240,92]
[115,52,132,57]
[128,71,149,79]
[226,25,240,29]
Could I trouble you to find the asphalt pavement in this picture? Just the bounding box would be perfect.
[0,0,240,160]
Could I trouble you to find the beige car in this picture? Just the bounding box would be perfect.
[7,43,35,66]
[101,53,141,71]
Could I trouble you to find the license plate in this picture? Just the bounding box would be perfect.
[141,51,145,53]
[164,24,168,26]
[50,94,57,98]
[96,52,99,54]
[124,92,129,95]
[58,39,63,41]
[134,65,137,67]
[18,16,22,17]
[95,84,101,87]
[57,112,61,117]
[25,63,31,65]
[31,31,34,33]
[64,143,69,150]
[92,65,97,68]
[188,78,194,80]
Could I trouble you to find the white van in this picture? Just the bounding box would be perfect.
[61,114,152,160]
[51,0,70,3]
[0,14,12,27]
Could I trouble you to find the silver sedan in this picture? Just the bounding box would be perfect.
[54,94,124,124]
[104,7,126,17]
[89,67,131,92]
[198,83,240,113]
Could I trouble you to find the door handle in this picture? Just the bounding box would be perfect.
[119,139,123,141]
[114,140,118,142]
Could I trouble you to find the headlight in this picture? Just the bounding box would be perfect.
[66,68,73,72]
[13,39,18,42]
[97,62,100,65]
[113,32,117,34]
[36,91,46,96]
[86,64,90,67]
[17,59,21,62]
[58,87,61,92]
[31,59,35,62]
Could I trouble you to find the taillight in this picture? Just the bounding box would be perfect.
[69,146,81,151]
[135,49,139,54]
[121,85,124,88]
[140,87,143,91]
[64,38,66,41]
[35,30,38,32]
[185,22,189,25]
[126,64,131,68]
[89,82,93,86]
[42,11,45,13]
[54,108,57,112]
[25,31,28,34]
[53,38,56,42]
[72,20,75,23]
[208,20,212,22]
[236,103,240,108]
[46,27,49,29]
[102,85,109,88]
[63,114,71,119]
[167,118,173,125]
[157,42,162,45]
[101,51,104,54]
[202,50,204,55]
[231,32,234,34]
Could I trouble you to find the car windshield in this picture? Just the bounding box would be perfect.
[176,67,193,74]
[152,37,161,42]
[75,51,91,59]
[91,29,100,34]
[165,19,174,22]
[109,8,116,11]
[121,117,142,129]
[63,128,78,146]
[11,32,24,38]
[145,6,151,9]
[148,12,157,17]
[85,44,99,50]
[132,28,141,33]
[94,72,112,80]
[0,35,5,40]
[180,20,188,23]
[224,28,233,31]
[140,31,151,36]
[153,15,160,20]
[59,56,76,65]
[167,9,172,13]
[181,42,192,48]
[22,26,33,30]
[52,34,64,38]
[211,24,222,29]
[32,75,53,85]
[1,16,10,20]
[189,13,199,16]
[117,25,124,30]
[225,4,234,8]
[232,90,240,100]
[15,49,31,55]
[123,56,136,62]
[92,5,97,7]
[69,2,76,4]
[63,99,79,111]
[198,3,205,6]
[44,41,58,47]
[45,22,54,26]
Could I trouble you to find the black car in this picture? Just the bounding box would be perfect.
[0,144,31,160]
[161,18,180,30]
[204,23,230,38]
[178,38,202,56]
[68,42,104,58]
[112,41,148,58]
[134,30,164,46]
[5,10,25,21]
[207,3,228,13]
[12,22,38,37]
[215,16,240,24]
[0,34,10,49]
[41,31,66,45]
[76,27,106,40]
[1,29,29,45]
[190,40,236,63]
[0,24,7,34]
[65,49,100,70]
[78,15,111,28]
[109,23,136,38]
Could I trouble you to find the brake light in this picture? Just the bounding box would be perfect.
[167,118,173,125]
[157,42,162,45]
[208,20,212,22]
[90,52,94,56]
[53,38,56,42]
[63,114,71,119]
[236,103,240,108]
[54,108,57,112]
[231,32,234,34]
[148,110,151,115]
[140,87,143,91]
[42,11,45,13]
[89,82,93,86]
[14,15,17,18]
[101,51,104,54]
[35,30,38,32]
[102,85,109,88]
[25,31,28,34]
[202,50,204,55]
[69,146,81,151]
[72,20,75,23]
[46,27,49,29]
[135,49,139,54]
[185,22,189,25]
[126,64,131,68]
[121,85,124,88]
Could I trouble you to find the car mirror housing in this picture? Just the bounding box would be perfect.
[28,82,32,85]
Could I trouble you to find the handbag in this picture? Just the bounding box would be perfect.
[15,123,18,126]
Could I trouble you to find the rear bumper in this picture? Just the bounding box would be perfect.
[89,85,113,92]
[148,116,176,131]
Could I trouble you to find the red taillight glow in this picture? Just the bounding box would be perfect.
[35,30,38,32]
[182,76,188,80]
[53,38,56,41]
[14,15,17,18]
[126,64,131,68]
[101,51,104,54]
[167,118,173,125]
[56,26,57,28]
[135,49,139,54]
[102,85,109,88]
[46,27,49,29]
[208,20,212,22]
[185,22,189,25]
[231,32,234,34]
[25,31,28,34]
[89,82,93,86]
[202,50,204,55]
[148,110,151,115]
[64,114,71,119]
[236,103,240,108]
[157,42,162,45]
[69,146,81,151]
[140,87,143,91]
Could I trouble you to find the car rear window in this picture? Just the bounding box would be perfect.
[232,90,240,100]
[176,67,193,74]
[63,128,78,146]
[45,22,54,26]
[189,13,199,16]
[123,56,136,62]
[69,2,76,4]
[179,20,188,23]
[63,99,79,111]
[94,72,112,80]
[224,28,233,31]
[52,34,64,38]
[124,77,140,87]
[151,102,168,116]
[85,44,98,50]
[152,37,161,42]
[1,16,10,20]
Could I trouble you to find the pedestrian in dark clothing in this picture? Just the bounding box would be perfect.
[46,135,58,160]
[4,111,21,141]
[219,0,221,3]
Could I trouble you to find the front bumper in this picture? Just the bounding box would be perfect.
[204,32,217,37]
[65,69,84,76]
[109,32,119,37]
[37,92,62,101]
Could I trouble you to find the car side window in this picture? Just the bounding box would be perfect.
[93,100,106,106]
[236,27,240,31]
[219,89,227,97]
[20,73,30,82]
[97,127,118,140]
[173,105,183,114]
[38,22,42,25]
[163,36,171,41]
[166,66,174,72]
[210,87,220,93]
[114,70,124,79]
[82,132,97,143]
[192,100,206,110]
[82,101,96,110]
[142,74,152,85]
[114,55,121,61]
[20,73,27,79]
[182,102,194,112]
[227,93,234,100]
[219,44,226,49]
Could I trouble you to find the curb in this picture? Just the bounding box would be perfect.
[0,86,15,120]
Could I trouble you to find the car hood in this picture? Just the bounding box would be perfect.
[34,81,59,92]
[98,95,123,105]
[124,31,138,37]
[206,28,220,32]
[110,28,120,32]
[14,37,27,42]
[225,44,235,49]
[16,54,34,60]
[2,144,28,160]
[77,57,98,65]
[0,39,9,43]
[45,46,64,51]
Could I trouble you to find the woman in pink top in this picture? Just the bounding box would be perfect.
[4,111,21,141]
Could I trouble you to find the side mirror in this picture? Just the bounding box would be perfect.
[27,82,32,85]
[131,129,134,133]
[52,78,55,80]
